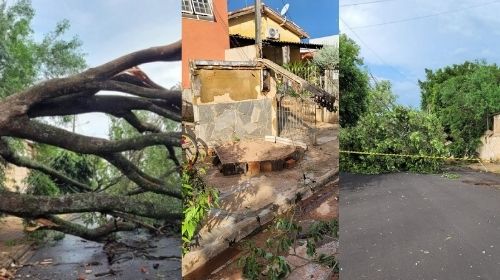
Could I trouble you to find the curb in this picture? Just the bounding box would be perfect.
[182,167,339,276]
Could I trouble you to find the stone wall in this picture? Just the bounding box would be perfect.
[195,99,273,146]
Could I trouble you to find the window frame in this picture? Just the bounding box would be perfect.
[182,0,214,20]
[182,0,194,14]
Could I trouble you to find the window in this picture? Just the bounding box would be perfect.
[182,0,193,13]
[182,0,213,17]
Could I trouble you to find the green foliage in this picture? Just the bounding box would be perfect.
[182,166,219,254]
[283,61,321,86]
[24,148,94,195]
[339,34,370,127]
[25,171,60,196]
[50,150,93,192]
[442,172,460,180]
[312,45,339,71]
[238,218,338,280]
[107,113,182,225]
[419,60,500,157]
[0,163,5,191]
[0,0,86,99]
[341,81,449,174]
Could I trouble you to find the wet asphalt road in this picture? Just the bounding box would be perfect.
[15,233,181,280]
[339,170,500,280]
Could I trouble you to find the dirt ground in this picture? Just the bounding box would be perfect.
[204,181,339,280]
[184,123,339,279]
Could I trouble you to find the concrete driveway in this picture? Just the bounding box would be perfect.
[339,170,500,279]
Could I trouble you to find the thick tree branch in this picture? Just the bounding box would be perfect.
[0,191,182,220]
[4,119,180,154]
[28,95,181,121]
[38,215,137,242]
[86,80,180,101]
[120,112,162,133]
[0,41,181,117]
[102,153,182,199]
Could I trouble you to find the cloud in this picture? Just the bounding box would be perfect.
[340,0,500,106]
[31,0,181,137]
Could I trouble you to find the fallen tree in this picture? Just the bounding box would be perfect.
[0,40,183,242]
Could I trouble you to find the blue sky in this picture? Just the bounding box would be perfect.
[29,0,181,137]
[340,0,500,107]
[228,0,339,38]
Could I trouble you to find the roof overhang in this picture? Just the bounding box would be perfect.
[230,34,323,49]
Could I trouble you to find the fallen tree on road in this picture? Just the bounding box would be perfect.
[0,41,182,242]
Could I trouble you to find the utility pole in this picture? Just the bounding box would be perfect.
[255,0,262,58]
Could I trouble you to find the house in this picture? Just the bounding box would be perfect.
[181,0,230,90]
[226,4,323,64]
[478,113,500,162]
[181,1,337,148]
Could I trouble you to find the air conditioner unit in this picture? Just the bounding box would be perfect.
[266,27,280,40]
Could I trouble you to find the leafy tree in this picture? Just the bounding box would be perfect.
[312,45,339,71]
[339,34,370,127]
[0,0,86,99]
[419,61,500,156]
[341,81,449,174]
[0,0,182,242]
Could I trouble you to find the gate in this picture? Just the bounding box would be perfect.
[277,94,318,145]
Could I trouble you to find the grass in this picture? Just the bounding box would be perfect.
[442,172,461,179]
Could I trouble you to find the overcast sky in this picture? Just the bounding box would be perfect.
[340,0,500,107]
[31,0,181,137]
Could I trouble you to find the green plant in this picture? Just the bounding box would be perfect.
[182,165,219,255]
[284,61,321,86]
[4,239,21,247]
[419,60,500,157]
[339,34,370,127]
[341,81,449,174]
[312,45,339,71]
[238,218,338,280]
[442,172,460,179]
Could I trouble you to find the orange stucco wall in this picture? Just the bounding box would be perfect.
[182,0,230,89]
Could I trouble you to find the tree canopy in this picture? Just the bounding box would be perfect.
[339,34,370,127]
[0,0,182,242]
[419,61,500,156]
[341,81,449,174]
[0,0,86,99]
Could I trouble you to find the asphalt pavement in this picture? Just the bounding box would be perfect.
[15,232,181,280]
[339,170,500,280]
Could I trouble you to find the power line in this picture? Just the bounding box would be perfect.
[350,0,500,29]
[340,17,417,86]
[341,0,396,8]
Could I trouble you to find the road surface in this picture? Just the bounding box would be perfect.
[15,232,181,280]
[340,170,500,279]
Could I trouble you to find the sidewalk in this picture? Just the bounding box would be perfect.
[183,125,339,276]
